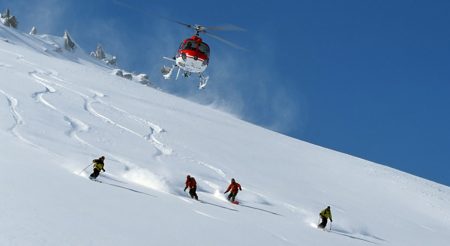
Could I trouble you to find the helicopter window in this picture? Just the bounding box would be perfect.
[198,43,210,55]
[183,41,198,50]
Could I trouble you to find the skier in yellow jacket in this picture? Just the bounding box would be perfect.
[318,206,333,229]
[89,156,105,180]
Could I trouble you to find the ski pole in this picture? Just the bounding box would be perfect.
[329,221,332,231]
[78,163,93,175]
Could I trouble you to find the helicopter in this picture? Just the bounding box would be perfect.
[161,22,245,89]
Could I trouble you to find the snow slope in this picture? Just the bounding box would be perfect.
[0,25,449,246]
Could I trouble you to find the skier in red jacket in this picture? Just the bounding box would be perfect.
[224,178,242,202]
[184,175,198,200]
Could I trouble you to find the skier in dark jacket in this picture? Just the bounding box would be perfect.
[89,156,105,180]
[318,206,333,229]
[224,178,242,202]
[184,175,198,200]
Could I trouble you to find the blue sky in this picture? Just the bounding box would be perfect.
[5,0,450,186]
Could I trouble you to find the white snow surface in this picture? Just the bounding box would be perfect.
[0,25,449,246]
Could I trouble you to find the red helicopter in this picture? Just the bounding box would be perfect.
[161,22,245,89]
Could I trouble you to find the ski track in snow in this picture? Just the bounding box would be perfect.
[50,72,172,157]
[29,70,94,151]
[2,47,172,184]
[28,70,176,193]
[0,62,12,68]
[87,95,173,157]
[93,176,157,197]
[193,210,223,221]
[63,116,90,144]
[0,89,35,145]
[197,161,227,179]
[29,70,172,157]
[257,226,293,245]
[28,70,126,163]
[30,72,57,110]
[328,229,381,244]
[29,71,87,133]
[93,96,173,157]
[0,48,23,59]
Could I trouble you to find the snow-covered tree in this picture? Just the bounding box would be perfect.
[136,73,150,85]
[106,56,117,66]
[122,73,133,80]
[63,31,76,51]
[90,44,117,66]
[1,8,18,28]
[1,8,8,17]
[91,44,106,59]
[113,69,123,77]
[29,26,37,35]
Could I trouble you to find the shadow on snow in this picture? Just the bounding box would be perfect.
[239,204,282,216]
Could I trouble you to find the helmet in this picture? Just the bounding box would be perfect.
[231,178,235,183]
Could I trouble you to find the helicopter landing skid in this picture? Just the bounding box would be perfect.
[161,61,209,89]
[161,65,174,80]
[198,74,209,89]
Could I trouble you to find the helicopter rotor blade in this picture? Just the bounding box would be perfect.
[203,24,246,32]
[113,1,194,28]
[113,0,246,50]
[160,17,194,29]
[205,32,247,51]
[170,20,192,28]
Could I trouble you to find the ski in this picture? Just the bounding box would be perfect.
[90,177,102,183]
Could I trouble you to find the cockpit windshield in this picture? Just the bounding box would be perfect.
[180,40,210,56]
[181,40,198,50]
[198,43,210,56]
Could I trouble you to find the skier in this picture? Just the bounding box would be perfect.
[89,156,106,180]
[184,175,198,200]
[224,178,242,203]
[318,206,333,229]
